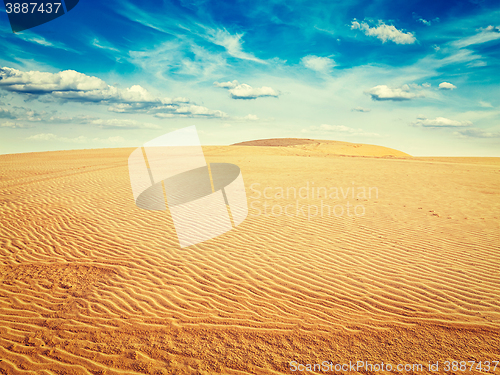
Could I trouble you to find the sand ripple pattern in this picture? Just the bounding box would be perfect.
[0,147,499,374]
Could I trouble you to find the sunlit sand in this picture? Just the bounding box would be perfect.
[0,140,499,374]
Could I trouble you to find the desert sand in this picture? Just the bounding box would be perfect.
[0,139,499,374]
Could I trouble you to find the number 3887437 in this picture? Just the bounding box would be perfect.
[5,3,62,14]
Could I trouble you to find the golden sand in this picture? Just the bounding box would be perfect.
[0,141,499,374]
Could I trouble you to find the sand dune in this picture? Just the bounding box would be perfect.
[233,138,412,158]
[0,142,499,374]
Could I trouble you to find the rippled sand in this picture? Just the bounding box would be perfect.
[0,142,499,374]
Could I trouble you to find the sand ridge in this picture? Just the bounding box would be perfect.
[0,143,499,374]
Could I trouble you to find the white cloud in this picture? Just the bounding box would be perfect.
[479,100,493,108]
[129,40,226,80]
[218,113,259,121]
[0,67,227,119]
[454,128,500,138]
[365,84,419,101]
[154,113,174,118]
[412,116,472,127]
[0,106,50,123]
[438,82,457,90]
[50,84,157,103]
[0,67,107,93]
[467,60,487,68]
[351,106,371,112]
[205,29,265,63]
[93,136,125,144]
[301,55,337,73]
[27,133,87,143]
[49,115,74,122]
[215,80,279,100]
[91,38,120,52]
[90,119,161,129]
[25,110,44,122]
[412,13,439,26]
[302,124,380,137]
[435,49,483,67]
[452,26,500,48]
[213,80,239,89]
[16,33,75,52]
[1,121,24,128]
[173,104,228,117]
[26,133,126,144]
[241,114,259,121]
[351,20,417,44]
[229,84,279,99]
[0,107,15,119]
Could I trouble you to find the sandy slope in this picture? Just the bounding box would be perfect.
[0,142,499,374]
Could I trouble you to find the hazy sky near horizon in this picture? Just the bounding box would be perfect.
[0,0,499,156]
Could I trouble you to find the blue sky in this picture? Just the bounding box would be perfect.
[1,0,499,156]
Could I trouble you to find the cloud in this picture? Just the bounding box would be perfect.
[302,124,380,137]
[0,106,50,123]
[452,25,500,48]
[26,133,125,144]
[51,84,158,103]
[351,20,417,44]
[27,133,87,143]
[16,33,75,52]
[48,115,77,122]
[479,100,493,108]
[214,80,279,100]
[93,136,125,144]
[213,80,239,89]
[351,106,371,112]
[229,84,279,100]
[0,67,227,119]
[205,29,265,63]
[240,114,259,121]
[173,104,228,117]
[90,119,161,129]
[0,67,108,94]
[1,121,24,128]
[412,13,439,26]
[214,113,259,122]
[109,102,228,118]
[0,107,15,119]
[129,41,226,80]
[454,128,500,138]
[467,60,487,67]
[114,3,264,64]
[91,38,120,52]
[24,110,45,122]
[412,116,472,127]
[301,55,337,73]
[439,82,457,90]
[365,84,419,101]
